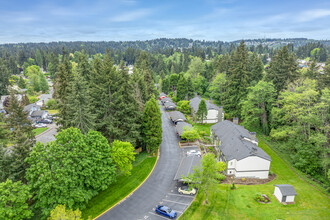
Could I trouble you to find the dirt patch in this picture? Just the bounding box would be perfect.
[221,174,276,185]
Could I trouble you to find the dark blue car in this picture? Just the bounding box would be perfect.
[155,205,177,219]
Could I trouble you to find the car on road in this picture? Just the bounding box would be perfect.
[35,123,47,128]
[186,150,201,157]
[39,119,52,124]
[178,185,197,195]
[155,205,177,219]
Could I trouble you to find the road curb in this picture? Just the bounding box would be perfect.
[94,148,160,220]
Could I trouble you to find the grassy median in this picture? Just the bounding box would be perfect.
[33,127,48,136]
[82,152,157,219]
[180,139,330,220]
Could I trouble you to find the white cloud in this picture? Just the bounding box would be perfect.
[109,8,152,22]
[296,9,330,22]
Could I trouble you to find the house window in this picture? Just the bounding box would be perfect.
[229,171,232,174]
[230,162,233,166]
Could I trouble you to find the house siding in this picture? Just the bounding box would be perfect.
[274,187,282,201]
[236,156,270,179]
[196,109,219,124]
[286,195,295,202]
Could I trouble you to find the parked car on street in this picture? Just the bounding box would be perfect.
[155,205,177,219]
[186,150,201,157]
[39,119,52,124]
[178,185,197,195]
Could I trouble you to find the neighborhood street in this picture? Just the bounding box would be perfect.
[97,106,194,220]
[35,123,58,144]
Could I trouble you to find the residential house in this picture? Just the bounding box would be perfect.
[30,110,49,121]
[211,119,271,179]
[164,101,176,110]
[175,122,192,138]
[189,96,224,124]
[168,111,187,124]
[0,94,23,113]
[24,104,41,116]
[274,184,297,203]
[36,94,52,107]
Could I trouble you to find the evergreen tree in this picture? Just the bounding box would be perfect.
[266,46,298,94]
[66,70,95,134]
[56,56,73,129]
[142,97,162,153]
[4,91,35,182]
[186,76,195,99]
[224,41,250,117]
[250,53,264,84]
[135,51,154,101]
[196,99,208,124]
[317,60,330,91]
[0,59,9,97]
[176,74,187,101]
[108,62,142,146]
[35,49,43,68]
[18,76,26,89]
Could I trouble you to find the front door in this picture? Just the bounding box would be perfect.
[282,196,286,202]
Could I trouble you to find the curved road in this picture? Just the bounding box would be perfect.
[98,107,189,220]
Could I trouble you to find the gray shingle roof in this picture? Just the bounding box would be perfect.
[174,155,201,181]
[23,104,41,112]
[164,101,176,109]
[168,111,186,123]
[175,122,192,136]
[31,110,47,117]
[211,120,271,161]
[159,92,166,97]
[189,96,219,113]
[275,184,297,196]
[161,97,172,104]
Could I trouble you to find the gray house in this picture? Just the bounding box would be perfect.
[211,120,271,179]
[169,111,187,124]
[189,96,223,123]
[30,110,49,120]
[164,101,176,110]
[175,122,193,137]
[24,104,41,116]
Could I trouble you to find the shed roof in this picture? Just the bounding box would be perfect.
[168,111,186,122]
[175,122,192,136]
[189,96,219,113]
[211,120,271,161]
[275,184,297,196]
[174,155,201,181]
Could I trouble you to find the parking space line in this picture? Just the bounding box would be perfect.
[162,199,190,206]
[148,212,171,220]
[167,193,195,198]
[175,210,183,214]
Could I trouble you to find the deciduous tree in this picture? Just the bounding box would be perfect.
[111,140,136,175]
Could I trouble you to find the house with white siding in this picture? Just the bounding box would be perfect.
[189,96,224,124]
[211,119,271,179]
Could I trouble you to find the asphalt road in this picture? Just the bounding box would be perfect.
[35,123,57,144]
[98,106,189,220]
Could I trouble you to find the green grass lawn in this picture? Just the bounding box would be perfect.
[181,138,330,220]
[33,127,48,136]
[47,109,59,114]
[193,123,214,136]
[82,152,157,219]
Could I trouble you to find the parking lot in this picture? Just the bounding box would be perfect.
[35,123,58,144]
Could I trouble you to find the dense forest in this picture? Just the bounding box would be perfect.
[0,38,329,219]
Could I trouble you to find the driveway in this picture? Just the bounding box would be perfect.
[35,123,58,144]
[97,106,194,220]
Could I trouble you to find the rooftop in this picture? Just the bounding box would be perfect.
[275,184,297,196]
[189,96,219,113]
[175,122,192,136]
[168,111,186,122]
[211,120,271,161]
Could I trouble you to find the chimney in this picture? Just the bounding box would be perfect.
[249,132,256,141]
[218,106,224,122]
[233,117,239,125]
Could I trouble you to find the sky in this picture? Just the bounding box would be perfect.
[0,0,330,43]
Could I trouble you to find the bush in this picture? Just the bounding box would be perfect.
[269,171,274,175]
[255,193,263,201]
[172,96,177,103]
[28,96,39,104]
[199,131,207,136]
[46,99,58,109]
[231,182,236,190]
[218,174,225,181]
[242,178,246,182]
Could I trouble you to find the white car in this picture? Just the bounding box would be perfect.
[178,185,197,195]
[186,150,201,157]
[35,123,47,128]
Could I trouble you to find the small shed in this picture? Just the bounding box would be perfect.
[274,184,297,203]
